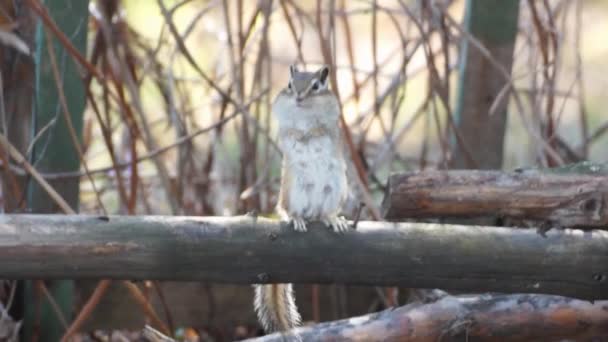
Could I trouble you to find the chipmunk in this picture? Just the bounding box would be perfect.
[254,64,350,337]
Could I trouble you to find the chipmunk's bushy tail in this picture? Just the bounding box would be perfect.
[254,284,301,335]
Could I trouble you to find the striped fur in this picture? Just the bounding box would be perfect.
[254,284,301,338]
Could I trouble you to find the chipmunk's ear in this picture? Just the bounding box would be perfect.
[289,64,298,77]
[318,65,330,85]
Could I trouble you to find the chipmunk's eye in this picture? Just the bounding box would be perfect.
[311,81,320,91]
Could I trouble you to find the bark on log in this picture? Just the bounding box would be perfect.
[0,214,606,299]
[381,165,608,228]
[244,294,608,342]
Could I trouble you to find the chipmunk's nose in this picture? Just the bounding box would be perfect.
[295,95,303,103]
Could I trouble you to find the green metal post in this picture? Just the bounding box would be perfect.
[24,1,89,341]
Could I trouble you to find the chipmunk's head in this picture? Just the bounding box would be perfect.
[282,64,331,107]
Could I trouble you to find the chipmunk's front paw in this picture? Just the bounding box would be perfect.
[324,216,350,233]
[291,217,308,232]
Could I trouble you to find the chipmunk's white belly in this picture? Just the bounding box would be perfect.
[284,137,346,219]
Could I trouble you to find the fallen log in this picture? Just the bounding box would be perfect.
[381,162,608,228]
[244,293,608,342]
[0,214,606,299]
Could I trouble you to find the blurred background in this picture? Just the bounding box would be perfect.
[0,0,606,340]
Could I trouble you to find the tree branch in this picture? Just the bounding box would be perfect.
[0,214,606,299]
